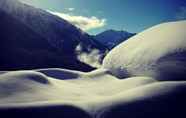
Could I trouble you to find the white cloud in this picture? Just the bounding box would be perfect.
[75,44,103,68]
[176,7,186,20]
[48,10,106,31]
[66,8,75,11]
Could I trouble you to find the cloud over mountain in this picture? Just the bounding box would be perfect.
[48,10,106,31]
[66,8,75,11]
[76,44,102,68]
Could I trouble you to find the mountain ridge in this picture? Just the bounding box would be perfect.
[0,0,107,71]
[94,29,135,49]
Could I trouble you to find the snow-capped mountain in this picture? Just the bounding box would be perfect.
[0,0,107,71]
[95,29,135,49]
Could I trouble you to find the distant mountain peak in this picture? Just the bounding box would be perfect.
[95,29,136,49]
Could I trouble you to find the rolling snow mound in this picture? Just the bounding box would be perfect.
[0,70,186,118]
[103,20,186,80]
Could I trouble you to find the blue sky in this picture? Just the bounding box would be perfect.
[20,0,186,34]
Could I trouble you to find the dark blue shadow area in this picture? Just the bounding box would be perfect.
[0,105,91,118]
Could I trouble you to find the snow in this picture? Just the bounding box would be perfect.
[0,20,186,117]
[0,69,156,104]
[103,20,186,80]
[0,69,185,117]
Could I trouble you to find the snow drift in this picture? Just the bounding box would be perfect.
[0,70,186,118]
[103,20,186,80]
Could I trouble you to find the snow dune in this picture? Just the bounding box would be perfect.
[0,20,186,118]
[103,20,186,80]
[0,70,185,118]
[0,70,156,104]
[0,70,186,118]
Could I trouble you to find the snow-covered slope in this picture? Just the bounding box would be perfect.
[0,0,101,51]
[103,20,186,80]
[0,0,106,71]
[0,69,155,104]
[95,29,135,49]
[0,69,186,118]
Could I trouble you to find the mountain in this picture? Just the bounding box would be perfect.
[0,0,107,71]
[103,20,186,81]
[94,29,135,49]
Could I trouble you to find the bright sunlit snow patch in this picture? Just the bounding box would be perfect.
[0,69,186,118]
[103,20,186,80]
